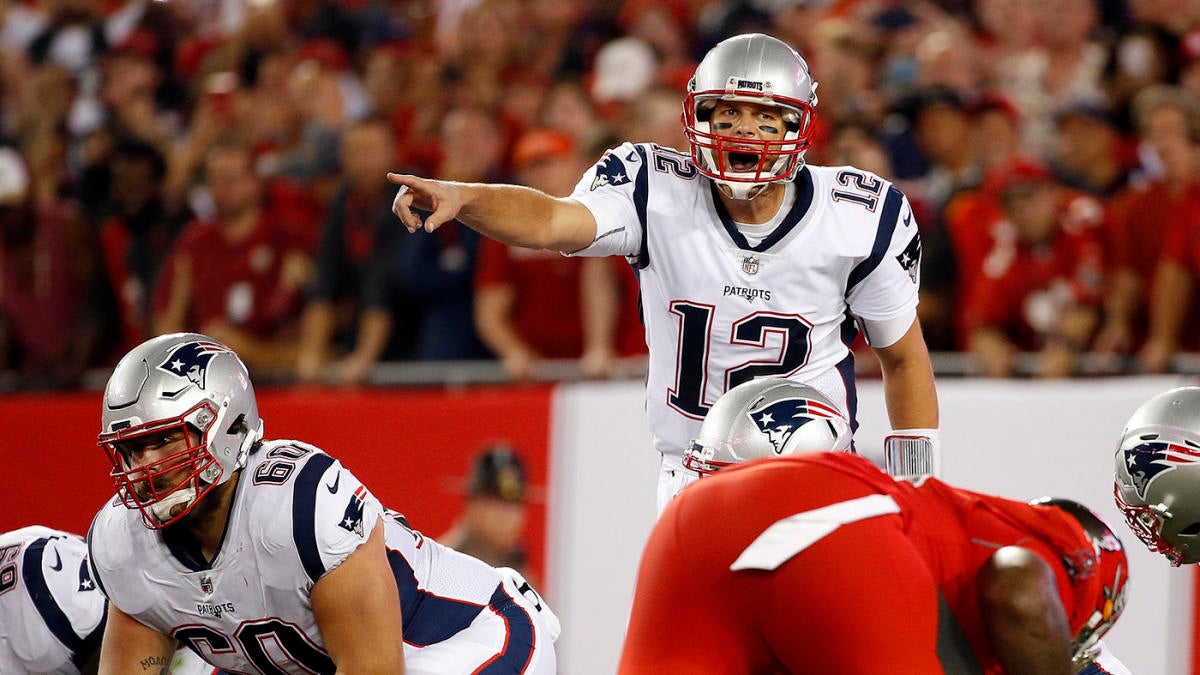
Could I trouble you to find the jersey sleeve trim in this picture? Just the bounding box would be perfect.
[293,452,336,584]
[632,145,651,270]
[84,514,109,600]
[846,184,904,295]
[22,537,97,668]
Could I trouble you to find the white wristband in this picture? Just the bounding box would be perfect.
[884,428,940,480]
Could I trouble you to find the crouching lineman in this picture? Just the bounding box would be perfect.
[621,378,1130,674]
[0,526,216,675]
[87,334,558,674]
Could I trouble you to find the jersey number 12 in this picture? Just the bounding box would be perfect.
[668,301,813,418]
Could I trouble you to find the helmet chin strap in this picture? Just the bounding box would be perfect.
[714,176,784,201]
[150,487,197,524]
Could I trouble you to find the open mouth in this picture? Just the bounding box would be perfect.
[727,152,759,172]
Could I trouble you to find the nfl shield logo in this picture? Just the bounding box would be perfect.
[742,256,760,276]
[200,575,213,595]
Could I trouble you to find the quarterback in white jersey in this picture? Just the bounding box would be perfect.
[88,334,557,674]
[390,33,939,510]
[0,526,104,674]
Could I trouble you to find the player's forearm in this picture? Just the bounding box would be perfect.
[979,547,1074,675]
[98,606,176,675]
[876,324,938,429]
[456,183,595,253]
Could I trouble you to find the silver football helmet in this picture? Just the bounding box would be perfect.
[97,333,264,529]
[684,378,851,475]
[1114,386,1200,565]
[684,33,819,200]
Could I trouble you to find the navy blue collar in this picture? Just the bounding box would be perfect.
[710,166,814,252]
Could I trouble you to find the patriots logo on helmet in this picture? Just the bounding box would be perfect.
[895,234,921,284]
[338,485,368,537]
[590,152,631,191]
[748,396,842,454]
[158,341,230,390]
[1124,441,1200,498]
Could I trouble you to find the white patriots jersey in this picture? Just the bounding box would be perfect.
[88,440,523,675]
[0,526,105,674]
[570,143,922,460]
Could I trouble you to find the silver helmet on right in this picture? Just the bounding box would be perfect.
[98,333,264,529]
[683,33,819,200]
[1114,386,1200,565]
[684,378,851,475]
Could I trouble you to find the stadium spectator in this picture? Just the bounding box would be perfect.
[963,159,1107,377]
[909,87,983,214]
[474,127,619,380]
[1050,100,1129,198]
[1001,0,1108,158]
[295,118,416,385]
[151,141,313,373]
[97,139,188,356]
[1096,86,1200,359]
[0,144,104,388]
[440,443,536,584]
[390,105,506,362]
[622,378,1130,674]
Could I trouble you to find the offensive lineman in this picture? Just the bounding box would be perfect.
[0,526,105,674]
[389,33,939,512]
[87,333,558,674]
[620,378,1130,674]
[0,526,216,675]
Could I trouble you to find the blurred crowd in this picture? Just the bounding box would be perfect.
[3,0,1200,389]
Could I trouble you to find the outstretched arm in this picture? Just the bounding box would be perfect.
[388,173,598,253]
[978,546,1074,675]
[98,603,177,675]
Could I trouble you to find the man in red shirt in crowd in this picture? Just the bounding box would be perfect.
[962,159,1107,377]
[473,128,637,379]
[620,378,1130,674]
[1096,86,1200,361]
[152,141,313,372]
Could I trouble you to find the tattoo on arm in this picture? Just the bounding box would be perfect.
[138,655,170,673]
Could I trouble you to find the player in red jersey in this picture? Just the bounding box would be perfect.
[620,378,1129,674]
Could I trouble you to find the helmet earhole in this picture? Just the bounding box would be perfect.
[227,414,248,436]
[1179,523,1200,536]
